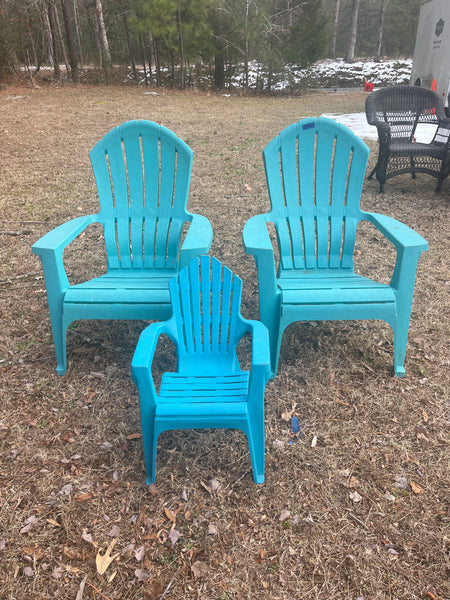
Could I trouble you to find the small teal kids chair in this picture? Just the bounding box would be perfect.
[243,117,428,378]
[32,120,212,375]
[131,255,271,484]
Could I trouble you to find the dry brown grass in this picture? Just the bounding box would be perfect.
[0,82,449,600]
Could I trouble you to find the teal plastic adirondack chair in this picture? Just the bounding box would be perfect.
[243,117,428,379]
[131,256,271,484]
[32,120,213,375]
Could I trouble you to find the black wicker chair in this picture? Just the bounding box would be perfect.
[365,86,450,193]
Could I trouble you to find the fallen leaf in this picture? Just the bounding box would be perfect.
[422,409,429,422]
[96,539,120,575]
[168,529,180,547]
[76,493,94,503]
[208,478,220,491]
[279,509,291,522]
[135,568,151,583]
[281,403,297,422]
[20,515,38,534]
[349,491,363,503]
[81,531,94,544]
[108,525,120,538]
[394,476,409,489]
[58,483,73,496]
[410,481,425,494]
[311,435,318,448]
[191,560,208,580]
[52,566,63,579]
[147,483,158,496]
[134,546,145,562]
[126,432,142,440]
[164,507,176,523]
[272,439,285,449]
[144,580,164,599]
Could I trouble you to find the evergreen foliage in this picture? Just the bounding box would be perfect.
[0,0,422,90]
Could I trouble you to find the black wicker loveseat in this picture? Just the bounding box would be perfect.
[365,85,450,193]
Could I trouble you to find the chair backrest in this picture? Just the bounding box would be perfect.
[89,120,193,271]
[264,117,369,273]
[365,85,446,141]
[169,256,246,372]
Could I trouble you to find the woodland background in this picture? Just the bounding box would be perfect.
[0,0,421,91]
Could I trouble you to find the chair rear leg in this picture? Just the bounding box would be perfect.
[269,324,284,380]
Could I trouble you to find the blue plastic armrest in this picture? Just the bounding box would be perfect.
[247,319,271,381]
[179,214,213,269]
[131,320,177,401]
[243,214,277,296]
[363,212,428,252]
[364,212,428,293]
[243,214,273,255]
[32,214,100,256]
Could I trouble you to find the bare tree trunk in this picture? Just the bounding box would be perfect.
[42,0,54,66]
[72,0,84,64]
[244,0,249,88]
[94,0,111,66]
[53,0,70,74]
[176,3,184,88]
[47,0,61,80]
[153,37,161,87]
[374,0,389,62]
[343,0,360,63]
[121,1,137,81]
[61,0,78,81]
[138,35,148,84]
[329,0,340,58]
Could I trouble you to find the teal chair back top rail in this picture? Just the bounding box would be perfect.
[89,119,194,271]
[263,116,370,273]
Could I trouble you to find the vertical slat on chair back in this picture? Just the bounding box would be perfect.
[170,256,243,359]
[264,117,369,273]
[89,120,193,271]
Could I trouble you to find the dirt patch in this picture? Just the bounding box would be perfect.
[0,83,448,600]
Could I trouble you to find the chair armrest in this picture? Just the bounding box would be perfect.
[31,214,100,295]
[131,320,177,401]
[373,121,391,145]
[363,212,428,252]
[32,214,99,256]
[179,214,213,270]
[249,319,271,378]
[243,213,278,290]
[363,212,428,293]
[433,119,450,146]
[243,214,273,255]
[245,319,271,402]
